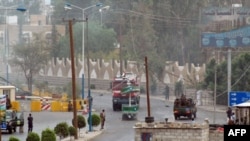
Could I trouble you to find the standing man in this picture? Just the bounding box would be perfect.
[226,107,232,120]
[27,113,33,132]
[100,109,106,129]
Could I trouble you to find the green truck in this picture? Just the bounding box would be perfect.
[173,96,197,120]
[121,85,140,120]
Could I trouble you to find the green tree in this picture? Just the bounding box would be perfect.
[41,128,56,141]
[88,113,101,128]
[8,136,20,141]
[50,24,62,58]
[203,53,250,105]
[26,132,40,141]
[72,115,86,132]
[11,33,50,93]
[54,122,69,139]
[68,126,77,140]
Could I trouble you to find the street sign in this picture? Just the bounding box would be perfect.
[229,91,250,106]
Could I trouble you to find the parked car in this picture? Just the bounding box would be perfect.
[13,111,24,127]
[1,110,24,134]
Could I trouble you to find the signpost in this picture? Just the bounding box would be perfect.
[229,91,250,106]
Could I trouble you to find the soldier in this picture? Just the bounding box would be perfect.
[28,113,33,132]
[100,109,106,129]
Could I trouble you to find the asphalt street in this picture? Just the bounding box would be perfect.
[1,91,227,141]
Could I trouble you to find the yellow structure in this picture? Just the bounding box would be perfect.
[30,100,42,112]
[11,101,20,111]
[49,99,88,112]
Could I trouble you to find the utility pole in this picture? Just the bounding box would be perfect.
[119,14,122,76]
[69,19,78,139]
[144,56,154,123]
[63,18,78,139]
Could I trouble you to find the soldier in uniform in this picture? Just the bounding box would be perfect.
[100,109,106,129]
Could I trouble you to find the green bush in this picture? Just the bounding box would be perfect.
[54,122,69,139]
[72,115,86,130]
[41,128,56,141]
[26,132,40,141]
[9,136,20,141]
[88,113,100,127]
[68,126,76,137]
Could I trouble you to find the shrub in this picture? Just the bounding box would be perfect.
[68,126,76,137]
[54,122,69,139]
[72,115,86,131]
[26,132,40,141]
[88,113,100,127]
[9,136,20,141]
[41,128,56,141]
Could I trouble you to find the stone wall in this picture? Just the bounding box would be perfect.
[209,130,224,141]
[4,58,206,86]
[134,121,223,141]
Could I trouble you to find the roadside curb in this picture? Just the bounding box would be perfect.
[61,129,103,141]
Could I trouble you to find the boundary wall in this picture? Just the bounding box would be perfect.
[134,121,223,141]
[3,58,206,89]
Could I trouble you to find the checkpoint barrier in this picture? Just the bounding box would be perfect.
[29,99,89,112]
[50,99,88,112]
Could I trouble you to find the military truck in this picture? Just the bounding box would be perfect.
[111,72,140,111]
[173,95,197,120]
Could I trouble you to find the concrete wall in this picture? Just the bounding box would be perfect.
[4,58,205,87]
[209,130,224,141]
[134,121,223,141]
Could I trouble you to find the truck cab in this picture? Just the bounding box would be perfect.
[111,73,140,111]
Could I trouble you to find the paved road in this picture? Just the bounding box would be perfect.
[1,111,75,141]
[1,91,227,141]
[92,93,226,141]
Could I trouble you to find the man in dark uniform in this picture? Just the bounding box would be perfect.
[28,113,33,132]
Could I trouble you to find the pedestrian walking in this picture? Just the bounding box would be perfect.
[27,113,33,132]
[100,109,106,129]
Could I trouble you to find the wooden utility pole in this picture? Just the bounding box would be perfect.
[67,19,78,139]
[144,56,154,123]
[119,14,122,76]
